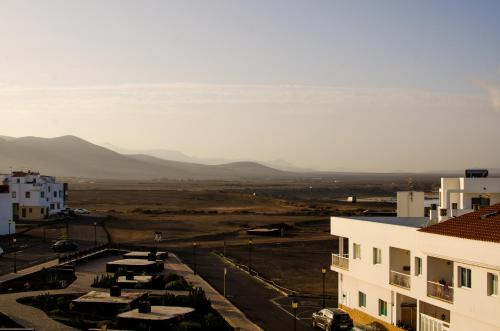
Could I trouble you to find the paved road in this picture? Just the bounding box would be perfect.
[173,247,337,331]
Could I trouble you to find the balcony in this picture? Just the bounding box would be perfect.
[332,253,349,270]
[427,281,454,303]
[390,270,411,289]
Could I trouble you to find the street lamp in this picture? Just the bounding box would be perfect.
[322,266,327,308]
[193,242,197,275]
[292,298,299,331]
[93,221,97,246]
[8,219,13,247]
[12,237,17,273]
[248,239,252,274]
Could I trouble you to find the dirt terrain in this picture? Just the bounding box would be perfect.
[25,177,436,294]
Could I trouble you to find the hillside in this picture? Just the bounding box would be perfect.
[0,135,292,180]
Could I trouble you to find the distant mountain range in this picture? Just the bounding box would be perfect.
[0,135,294,180]
[102,143,317,172]
[1,135,498,180]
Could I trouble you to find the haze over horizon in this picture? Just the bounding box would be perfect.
[1,0,500,172]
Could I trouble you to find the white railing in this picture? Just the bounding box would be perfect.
[332,253,349,270]
[390,270,411,288]
[427,281,454,303]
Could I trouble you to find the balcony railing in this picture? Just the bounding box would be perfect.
[427,281,454,303]
[332,253,349,270]
[390,270,411,289]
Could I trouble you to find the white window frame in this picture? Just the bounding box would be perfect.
[373,247,382,264]
[415,257,422,276]
[353,243,361,260]
[488,273,498,296]
[358,291,366,308]
[378,299,387,316]
[458,266,472,289]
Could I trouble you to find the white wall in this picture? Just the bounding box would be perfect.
[330,216,500,331]
[397,191,424,217]
[0,193,13,235]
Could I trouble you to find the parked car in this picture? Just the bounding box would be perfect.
[312,308,354,330]
[0,247,4,257]
[51,240,79,252]
[73,208,90,215]
[57,208,75,217]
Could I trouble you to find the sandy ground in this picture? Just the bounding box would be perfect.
[23,179,405,295]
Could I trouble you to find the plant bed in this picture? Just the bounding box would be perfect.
[0,267,76,293]
[92,271,192,291]
[18,288,233,331]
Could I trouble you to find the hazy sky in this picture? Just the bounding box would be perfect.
[1,0,499,172]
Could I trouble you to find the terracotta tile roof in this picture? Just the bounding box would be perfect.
[419,204,500,243]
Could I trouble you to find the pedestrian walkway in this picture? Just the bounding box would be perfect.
[165,253,263,331]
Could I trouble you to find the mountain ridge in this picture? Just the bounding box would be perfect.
[0,135,293,180]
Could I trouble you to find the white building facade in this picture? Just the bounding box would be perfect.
[0,171,67,221]
[330,173,500,331]
[436,170,500,222]
[0,185,14,235]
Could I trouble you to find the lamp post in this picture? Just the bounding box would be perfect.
[93,221,97,246]
[248,239,252,274]
[322,266,327,308]
[292,298,299,331]
[13,238,17,273]
[193,242,197,275]
[8,220,13,247]
[223,267,227,298]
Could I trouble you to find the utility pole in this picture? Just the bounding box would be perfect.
[93,222,97,246]
[248,239,252,274]
[13,238,17,273]
[322,266,327,308]
[292,298,299,331]
[193,242,197,275]
[223,267,227,298]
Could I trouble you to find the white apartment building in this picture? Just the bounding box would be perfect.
[0,171,67,221]
[435,169,500,222]
[330,173,500,331]
[0,185,14,235]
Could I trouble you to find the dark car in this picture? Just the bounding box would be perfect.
[312,308,354,330]
[51,240,79,252]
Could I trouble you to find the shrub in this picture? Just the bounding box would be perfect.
[177,321,202,331]
[92,274,116,288]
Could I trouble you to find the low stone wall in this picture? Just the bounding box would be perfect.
[339,304,405,331]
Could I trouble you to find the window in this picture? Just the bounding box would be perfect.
[451,203,458,209]
[415,257,422,276]
[358,291,366,308]
[353,243,361,259]
[41,208,44,215]
[488,273,498,296]
[41,191,45,198]
[54,191,57,197]
[373,248,382,264]
[11,191,16,199]
[57,203,60,209]
[459,267,472,288]
[29,208,32,213]
[25,191,31,198]
[378,299,387,316]
[50,203,55,210]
